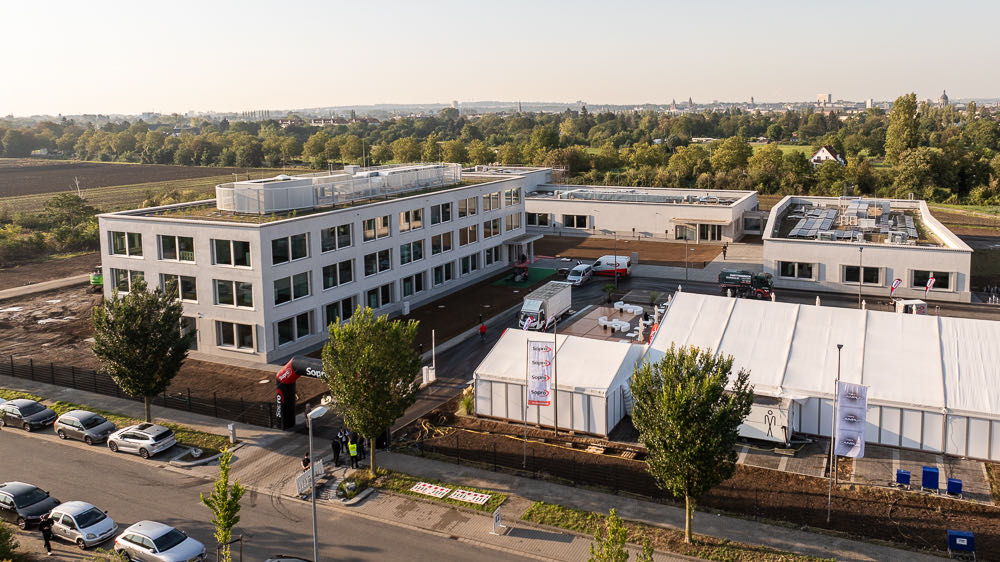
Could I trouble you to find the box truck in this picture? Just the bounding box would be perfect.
[518,281,572,330]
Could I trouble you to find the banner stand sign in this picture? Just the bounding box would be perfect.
[490,506,506,536]
[834,381,868,458]
[526,340,554,407]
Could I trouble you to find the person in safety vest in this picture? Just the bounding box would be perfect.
[348,439,359,469]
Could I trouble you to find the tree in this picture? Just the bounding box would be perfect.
[709,136,752,172]
[200,449,246,562]
[92,279,194,422]
[629,344,753,543]
[589,509,628,562]
[746,143,783,193]
[321,307,421,472]
[0,520,18,560]
[370,142,394,164]
[467,139,493,165]
[441,139,468,163]
[391,137,422,163]
[884,93,919,165]
[422,134,442,162]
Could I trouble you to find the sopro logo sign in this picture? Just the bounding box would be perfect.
[527,339,554,406]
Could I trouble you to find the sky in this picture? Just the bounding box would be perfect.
[3,0,998,116]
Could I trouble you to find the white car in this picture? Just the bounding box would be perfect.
[114,520,205,562]
[107,423,177,459]
[566,264,593,286]
[48,501,117,549]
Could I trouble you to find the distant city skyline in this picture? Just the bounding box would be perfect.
[3,0,999,117]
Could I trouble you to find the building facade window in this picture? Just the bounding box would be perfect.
[458,225,478,246]
[366,283,394,309]
[213,239,251,267]
[675,225,695,240]
[158,235,194,261]
[398,209,423,232]
[320,224,352,252]
[483,218,500,238]
[460,253,480,275]
[272,233,308,264]
[399,240,424,264]
[482,191,501,212]
[431,232,453,255]
[912,270,951,291]
[430,203,452,225]
[505,212,522,231]
[276,312,312,347]
[843,265,881,285]
[363,249,392,276]
[363,215,391,241]
[216,321,254,350]
[484,246,502,265]
[274,272,310,305]
[401,272,425,298]
[110,231,143,256]
[777,261,815,280]
[458,197,477,218]
[503,188,521,206]
[325,295,357,325]
[562,214,587,229]
[526,213,549,227]
[161,274,197,301]
[322,259,354,290]
[215,280,254,308]
[699,224,722,241]
[111,269,144,292]
[432,262,454,286]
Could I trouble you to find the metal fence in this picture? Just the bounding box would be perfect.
[1,355,276,428]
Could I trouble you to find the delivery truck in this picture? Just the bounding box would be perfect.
[518,281,572,330]
[718,269,773,299]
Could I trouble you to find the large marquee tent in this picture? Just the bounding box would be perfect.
[648,292,1000,461]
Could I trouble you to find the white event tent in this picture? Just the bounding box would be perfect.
[473,329,645,436]
[648,292,1000,460]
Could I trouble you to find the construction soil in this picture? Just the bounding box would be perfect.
[403,412,1000,558]
[0,252,101,291]
[534,236,722,268]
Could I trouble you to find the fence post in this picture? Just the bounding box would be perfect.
[213,392,218,417]
[29,358,34,380]
[71,366,76,388]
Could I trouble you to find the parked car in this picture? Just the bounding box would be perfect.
[114,520,206,562]
[55,410,117,445]
[48,501,117,549]
[0,399,57,431]
[0,481,60,529]
[565,263,594,286]
[107,423,177,459]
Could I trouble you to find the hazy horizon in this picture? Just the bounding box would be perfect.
[4,0,998,117]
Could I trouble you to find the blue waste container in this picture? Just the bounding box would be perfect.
[921,466,939,492]
[896,469,910,488]
[947,478,963,497]
[947,530,975,555]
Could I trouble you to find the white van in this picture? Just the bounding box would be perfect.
[592,255,632,277]
[565,263,593,286]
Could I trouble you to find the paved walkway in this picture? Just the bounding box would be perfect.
[0,373,943,561]
[0,273,90,302]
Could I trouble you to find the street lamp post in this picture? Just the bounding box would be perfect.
[307,406,328,562]
[857,247,864,309]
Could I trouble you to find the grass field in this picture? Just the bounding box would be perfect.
[751,143,813,156]
[0,174,236,213]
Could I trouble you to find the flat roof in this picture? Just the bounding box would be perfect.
[528,185,752,207]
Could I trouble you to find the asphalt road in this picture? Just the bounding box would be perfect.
[0,429,533,561]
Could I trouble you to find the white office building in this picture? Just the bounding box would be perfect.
[97,164,551,363]
[763,196,973,303]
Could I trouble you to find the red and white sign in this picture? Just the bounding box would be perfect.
[889,278,902,297]
[449,489,491,505]
[925,276,936,296]
[410,482,451,498]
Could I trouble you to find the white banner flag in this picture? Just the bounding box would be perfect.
[834,381,868,458]
[527,339,553,406]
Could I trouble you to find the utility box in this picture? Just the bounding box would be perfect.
[896,299,927,315]
[922,466,939,492]
[946,530,975,558]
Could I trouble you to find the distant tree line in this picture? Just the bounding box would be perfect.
[3,94,1000,204]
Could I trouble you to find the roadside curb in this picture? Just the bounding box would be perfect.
[169,441,245,467]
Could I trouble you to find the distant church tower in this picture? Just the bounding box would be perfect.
[687,97,693,109]
[670,98,677,111]
[938,90,949,106]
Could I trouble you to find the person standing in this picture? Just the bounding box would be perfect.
[479,322,487,342]
[301,452,311,472]
[348,439,359,469]
[39,514,54,556]
[722,243,728,260]
[331,436,342,467]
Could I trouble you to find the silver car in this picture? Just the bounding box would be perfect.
[55,410,116,445]
[107,423,177,459]
[114,520,206,562]
[48,501,118,549]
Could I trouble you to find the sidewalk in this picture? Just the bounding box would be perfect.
[0,273,90,302]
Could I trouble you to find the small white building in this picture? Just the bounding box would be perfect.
[525,185,763,243]
[473,329,645,437]
[810,145,845,167]
[98,164,551,363]
[763,196,972,303]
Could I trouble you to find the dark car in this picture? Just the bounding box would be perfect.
[0,399,57,431]
[0,481,61,529]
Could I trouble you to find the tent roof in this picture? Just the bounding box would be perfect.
[475,329,644,395]
[649,293,1000,417]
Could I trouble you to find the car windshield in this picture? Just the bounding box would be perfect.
[13,488,49,508]
[81,415,108,429]
[18,403,44,416]
[152,529,187,552]
[74,507,107,528]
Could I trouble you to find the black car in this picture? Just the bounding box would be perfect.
[0,482,61,529]
[0,399,57,431]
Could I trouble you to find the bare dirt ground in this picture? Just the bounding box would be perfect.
[0,252,101,290]
[534,236,722,268]
[404,412,1000,558]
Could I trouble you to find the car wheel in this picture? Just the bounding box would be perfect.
[16,517,26,530]
[139,448,150,459]
[109,441,119,453]
[755,291,764,300]
[57,429,67,439]
[76,538,87,550]
[23,422,31,432]
[84,435,94,446]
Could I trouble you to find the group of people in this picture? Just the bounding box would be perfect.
[330,428,366,469]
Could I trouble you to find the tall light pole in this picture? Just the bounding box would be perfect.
[307,405,328,562]
[827,344,843,524]
[857,247,864,308]
[684,231,691,282]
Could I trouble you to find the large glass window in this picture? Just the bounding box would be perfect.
[111,269,144,292]
[699,224,722,241]
[363,215,391,241]
[321,224,353,252]
[399,240,424,265]
[325,296,357,326]
[912,270,951,291]
[505,212,522,231]
[322,259,354,290]
[430,203,452,225]
[460,253,480,275]
[110,231,142,256]
[484,246,502,265]
[562,215,588,229]
[213,239,250,267]
[399,209,423,232]
[366,283,394,309]
[431,232,453,255]
[401,272,425,298]
[778,261,814,280]
[504,188,521,206]
[363,249,392,276]
[277,312,312,346]
[216,321,253,350]
[483,218,500,238]
[159,235,194,261]
[272,238,288,264]
[526,213,550,227]
[432,262,454,286]
[274,272,310,305]
[843,266,880,285]
[459,225,478,246]
[482,191,501,212]
[215,280,253,307]
[458,197,477,218]
[272,233,308,264]
[161,274,197,301]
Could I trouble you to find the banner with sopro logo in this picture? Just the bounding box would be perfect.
[527,339,554,406]
[834,380,868,458]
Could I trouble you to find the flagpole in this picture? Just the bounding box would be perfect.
[523,338,529,468]
[553,316,558,436]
